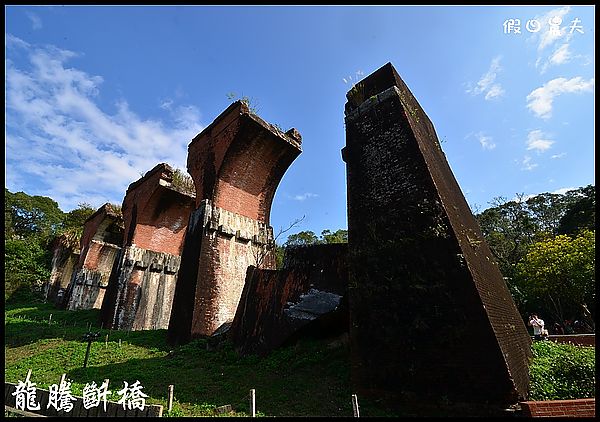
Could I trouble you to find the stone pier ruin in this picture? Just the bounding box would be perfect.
[168,101,302,345]
[45,234,80,307]
[101,163,196,331]
[342,63,531,406]
[66,203,124,311]
[229,243,348,356]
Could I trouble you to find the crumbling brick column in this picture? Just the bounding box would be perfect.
[45,235,80,307]
[100,163,196,331]
[66,203,123,311]
[168,101,302,344]
[229,243,349,356]
[342,63,532,406]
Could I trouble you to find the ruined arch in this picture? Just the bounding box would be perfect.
[168,101,302,344]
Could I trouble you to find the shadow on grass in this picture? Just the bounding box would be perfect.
[5,310,171,352]
[58,338,358,417]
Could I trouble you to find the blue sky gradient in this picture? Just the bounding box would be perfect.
[5,5,595,242]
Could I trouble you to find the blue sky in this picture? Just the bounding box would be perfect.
[5,5,595,242]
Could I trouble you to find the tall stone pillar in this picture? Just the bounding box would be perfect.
[342,63,531,406]
[168,101,302,344]
[100,163,196,331]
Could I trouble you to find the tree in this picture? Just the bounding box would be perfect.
[62,203,96,232]
[476,194,538,280]
[282,228,349,247]
[475,186,595,280]
[4,190,98,301]
[284,230,320,247]
[4,238,53,299]
[514,229,595,330]
[321,229,348,244]
[5,189,65,240]
[557,185,595,236]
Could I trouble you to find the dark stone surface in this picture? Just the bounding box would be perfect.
[229,243,348,356]
[343,62,531,407]
[166,206,206,345]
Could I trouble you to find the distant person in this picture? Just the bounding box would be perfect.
[529,314,546,340]
[564,320,574,334]
[553,322,564,335]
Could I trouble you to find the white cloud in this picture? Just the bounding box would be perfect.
[473,132,496,150]
[467,56,504,100]
[530,6,572,52]
[521,156,538,171]
[26,11,43,30]
[342,70,365,86]
[552,186,577,195]
[539,43,573,74]
[290,193,319,201]
[549,43,572,66]
[526,130,554,153]
[5,35,204,212]
[551,152,567,159]
[526,77,594,119]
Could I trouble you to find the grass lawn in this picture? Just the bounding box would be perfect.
[4,294,595,416]
[4,297,392,417]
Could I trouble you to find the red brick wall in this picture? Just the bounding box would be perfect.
[121,163,194,256]
[174,102,302,339]
[190,208,276,336]
[548,335,595,347]
[520,399,595,417]
[78,210,108,268]
[77,204,122,268]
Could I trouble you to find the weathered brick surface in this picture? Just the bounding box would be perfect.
[45,238,80,306]
[68,241,121,310]
[101,163,195,330]
[342,63,531,407]
[103,245,181,330]
[229,243,349,356]
[520,399,595,417]
[168,101,302,344]
[65,204,123,310]
[184,201,277,337]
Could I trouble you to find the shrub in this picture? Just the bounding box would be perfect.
[529,340,595,400]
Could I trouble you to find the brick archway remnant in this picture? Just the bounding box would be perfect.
[100,163,196,331]
[168,101,302,345]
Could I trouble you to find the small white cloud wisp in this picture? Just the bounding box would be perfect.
[526,76,594,119]
[467,56,505,101]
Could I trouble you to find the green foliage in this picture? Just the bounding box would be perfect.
[274,244,285,269]
[476,186,595,281]
[514,230,595,325]
[283,229,348,247]
[5,298,595,416]
[4,190,106,300]
[171,168,196,197]
[5,300,356,417]
[557,185,595,236]
[62,203,96,232]
[5,188,65,241]
[529,340,595,400]
[284,230,320,246]
[5,238,52,300]
[321,229,348,244]
[226,92,259,114]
